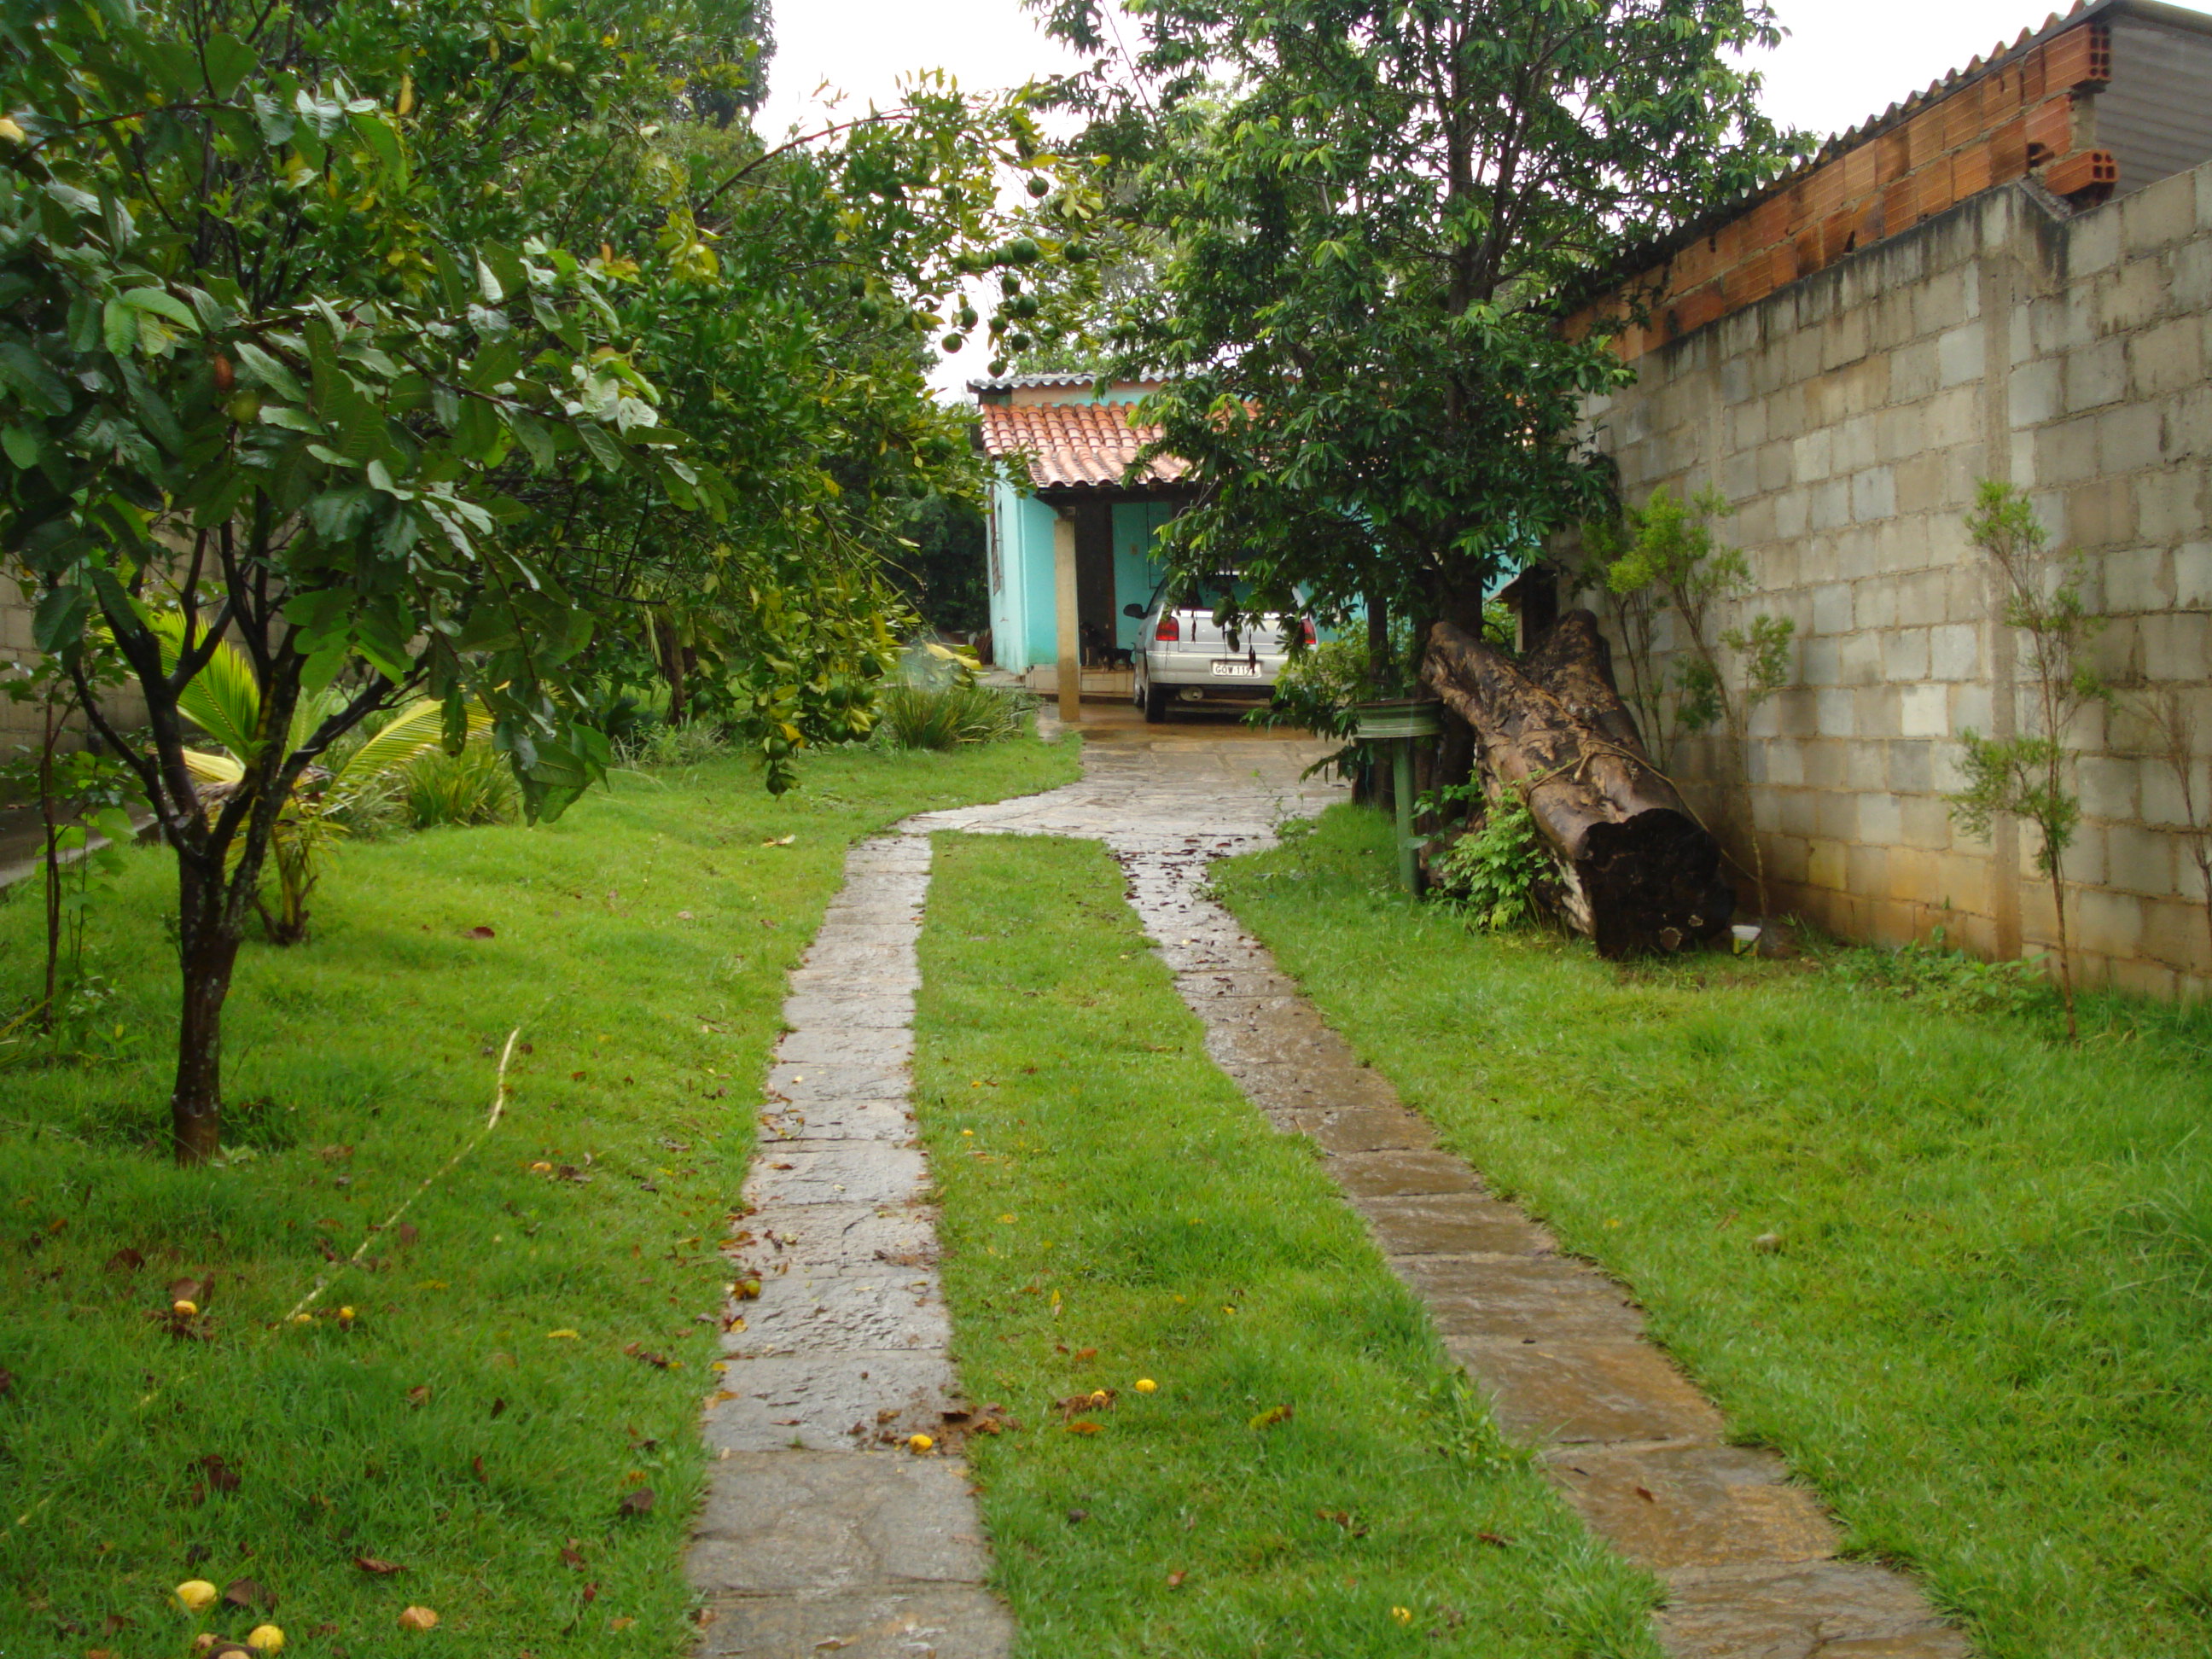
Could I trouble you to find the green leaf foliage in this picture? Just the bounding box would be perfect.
[0,0,1064,1145]
[1034,0,1808,644]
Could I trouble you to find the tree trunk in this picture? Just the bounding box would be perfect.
[655,614,689,725]
[172,909,239,1164]
[1423,614,1732,958]
[1521,612,1650,756]
[38,695,60,1028]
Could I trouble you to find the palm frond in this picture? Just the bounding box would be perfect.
[288,684,349,758]
[181,748,244,786]
[331,700,492,806]
[150,612,264,760]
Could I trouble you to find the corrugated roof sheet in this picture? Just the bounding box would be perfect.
[965,372,1108,392]
[974,401,1190,492]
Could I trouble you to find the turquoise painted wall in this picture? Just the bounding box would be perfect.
[984,482,1175,670]
[1015,492,1059,668]
[1111,501,1174,650]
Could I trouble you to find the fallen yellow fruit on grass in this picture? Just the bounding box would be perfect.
[174,1579,218,1611]
[398,1606,439,1632]
[907,1433,934,1453]
[1392,1605,1413,1625]
[247,1623,285,1651]
[172,1299,199,1317]
[1134,1378,1157,1394]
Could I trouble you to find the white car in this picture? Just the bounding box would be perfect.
[1127,582,1313,723]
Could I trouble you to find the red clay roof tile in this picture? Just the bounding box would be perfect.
[974,401,1189,492]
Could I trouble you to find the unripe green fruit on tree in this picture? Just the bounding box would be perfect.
[941,334,964,353]
[226,391,262,424]
[988,358,1008,375]
[1025,176,1050,197]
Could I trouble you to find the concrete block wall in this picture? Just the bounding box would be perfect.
[1576,160,2212,998]
[0,589,148,796]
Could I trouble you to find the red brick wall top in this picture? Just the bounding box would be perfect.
[1569,15,2120,361]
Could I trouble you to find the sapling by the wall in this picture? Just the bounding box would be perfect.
[1572,517,1669,769]
[2133,688,2212,969]
[1604,486,1796,919]
[1945,481,2105,1042]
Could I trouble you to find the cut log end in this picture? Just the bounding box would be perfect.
[1424,614,1733,958]
[1579,808,1733,959]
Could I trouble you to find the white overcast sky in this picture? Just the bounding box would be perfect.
[757,0,2200,395]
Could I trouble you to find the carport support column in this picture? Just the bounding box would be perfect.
[1052,507,1082,725]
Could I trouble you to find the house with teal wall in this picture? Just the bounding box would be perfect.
[972,375,1194,682]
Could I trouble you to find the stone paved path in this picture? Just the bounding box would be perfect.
[695,712,1968,1657]
[691,833,1012,1657]
[911,716,1968,1659]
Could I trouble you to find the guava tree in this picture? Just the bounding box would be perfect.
[0,0,1045,1157]
[556,92,1073,788]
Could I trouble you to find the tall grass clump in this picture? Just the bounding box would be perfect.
[877,681,1029,750]
[402,741,521,828]
[620,719,736,769]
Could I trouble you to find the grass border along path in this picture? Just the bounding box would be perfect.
[1214,804,2212,1659]
[0,732,1074,1658]
[912,830,1663,1659]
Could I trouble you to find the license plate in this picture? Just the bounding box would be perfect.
[1210,659,1260,678]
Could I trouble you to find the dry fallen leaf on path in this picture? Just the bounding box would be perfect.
[1065,1419,1103,1436]
[618,1487,656,1516]
[762,835,795,847]
[1248,1404,1293,1430]
[1166,1570,1186,1588]
[405,1386,431,1409]
[467,926,495,940]
[353,1555,403,1575]
[222,1578,274,1611]
[396,1606,439,1633]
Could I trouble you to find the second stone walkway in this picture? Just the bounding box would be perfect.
[910,717,1968,1659]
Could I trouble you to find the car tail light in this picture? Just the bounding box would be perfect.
[1301,618,1317,645]
[1154,616,1179,642]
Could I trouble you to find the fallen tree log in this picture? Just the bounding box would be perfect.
[1423,614,1732,958]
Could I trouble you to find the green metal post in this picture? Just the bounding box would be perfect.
[1391,739,1419,895]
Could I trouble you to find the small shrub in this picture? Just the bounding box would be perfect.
[1822,928,2052,1018]
[402,742,521,829]
[620,719,734,769]
[1430,789,1550,931]
[876,682,1029,750]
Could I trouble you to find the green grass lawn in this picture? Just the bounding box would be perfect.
[911,832,1663,1659]
[0,734,1074,1658]
[1214,805,2212,1659]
